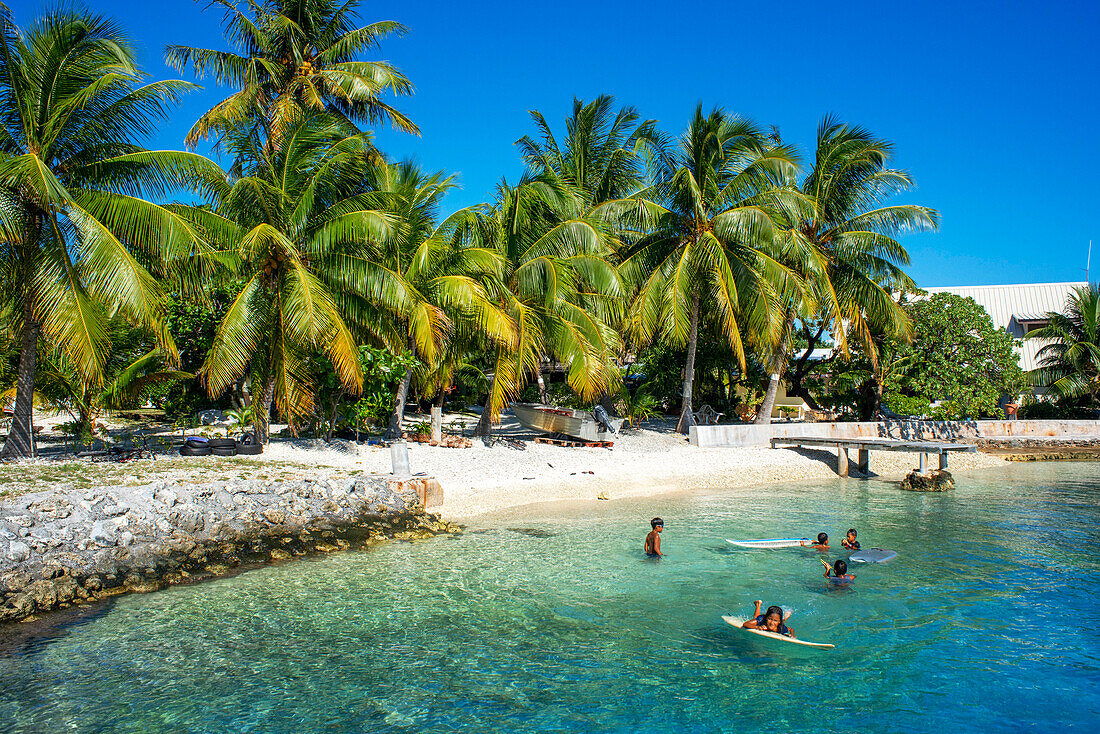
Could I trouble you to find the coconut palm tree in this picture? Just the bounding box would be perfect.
[167,0,416,158]
[516,95,658,210]
[186,114,407,442]
[515,96,660,400]
[0,8,219,458]
[1028,283,1100,410]
[357,161,511,438]
[618,105,802,433]
[754,117,938,424]
[471,181,624,436]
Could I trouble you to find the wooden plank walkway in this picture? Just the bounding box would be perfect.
[769,436,976,476]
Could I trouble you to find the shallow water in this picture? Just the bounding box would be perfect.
[1,462,1098,733]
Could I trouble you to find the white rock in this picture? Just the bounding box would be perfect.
[89,521,113,546]
[155,488,178,508]
[103,504,129,517]
[7,541,30,562]
[118,531,134,547]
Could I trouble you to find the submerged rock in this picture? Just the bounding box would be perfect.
[901,469,955,492]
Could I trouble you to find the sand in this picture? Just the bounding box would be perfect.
[257,413,1009,520]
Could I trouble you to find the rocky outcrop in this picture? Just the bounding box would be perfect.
[901,469,955,491]
[0,475,459,625]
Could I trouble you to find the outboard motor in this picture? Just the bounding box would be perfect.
[592,405,615,434]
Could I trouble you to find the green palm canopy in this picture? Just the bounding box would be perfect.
[616,105,802,433]
[357,161,512,437]
[755,116,939,423]
[0,8,219,459]
[471,180,624,436]
[167,0,417,156]
[184,114,446,442]
[1028,284,1100,408]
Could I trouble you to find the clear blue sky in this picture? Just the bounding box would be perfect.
[9,0,1099,287]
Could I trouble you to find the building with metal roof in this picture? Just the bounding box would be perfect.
[922,282,1086,372]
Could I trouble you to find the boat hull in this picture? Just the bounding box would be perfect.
[511,404,621,442]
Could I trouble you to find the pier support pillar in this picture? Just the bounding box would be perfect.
[918,453,927,473]
[838,444,849,477]
[939,452,948,471]
[857,449,869,474]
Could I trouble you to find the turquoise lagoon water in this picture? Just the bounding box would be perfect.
[1,462,1099,733]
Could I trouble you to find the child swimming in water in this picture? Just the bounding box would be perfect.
[644,517,663,557]
[824,559,855,582]
[742,600,795,638]
[802,532,829,549]
[842,528,861,550]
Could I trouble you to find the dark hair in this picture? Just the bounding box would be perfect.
[651,517,664,529]
[847,528,857,537]
[833,560,848,576]
[817,532,828,543]
[765,605,784,621]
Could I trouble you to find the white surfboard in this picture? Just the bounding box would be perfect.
[849,548,898,563]
[726,538,808,549]
[721,615,835,649]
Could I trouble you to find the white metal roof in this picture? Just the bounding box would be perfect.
[921,282,1086,371]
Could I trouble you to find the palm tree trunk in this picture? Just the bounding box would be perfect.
[386,368,413,439]
[1,300,40,460]
[536,368,549,404]
[676,293,701,434]
[254,376,276,445]
[473,372,499,438]
[755,310,795,425]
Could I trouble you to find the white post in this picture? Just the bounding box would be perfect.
[431,406,442,443]
[390,440,410,477]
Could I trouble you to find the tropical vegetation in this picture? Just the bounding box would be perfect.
[0,1,957,456]
[1027,284,1100,411]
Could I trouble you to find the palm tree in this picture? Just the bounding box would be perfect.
[516,95,657,210]
[167,0,416,157]
[515,95,658,400]
[754,117,938,423]
[186,114,403,442]
[471,181,624,436]
[0,8,218,458]
[619,105,801,433]
[1028,283,1100,410]
[357,161,511,438]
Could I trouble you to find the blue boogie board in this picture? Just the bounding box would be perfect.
[848,548,897,563]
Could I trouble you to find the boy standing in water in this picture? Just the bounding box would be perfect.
[644,517,664,557]
[803,532,829,550]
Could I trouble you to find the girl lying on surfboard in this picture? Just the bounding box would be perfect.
[742,601,795,638]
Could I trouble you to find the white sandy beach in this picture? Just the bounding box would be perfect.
[257,413,1009,520]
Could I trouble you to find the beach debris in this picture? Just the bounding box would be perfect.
[533,436,613,448]
[402,432,472,448]
[596,492,610,500]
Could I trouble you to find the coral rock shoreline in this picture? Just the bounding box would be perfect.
[0,474,459,626]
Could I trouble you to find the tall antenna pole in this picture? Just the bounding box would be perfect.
[1088,240,1092,284]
